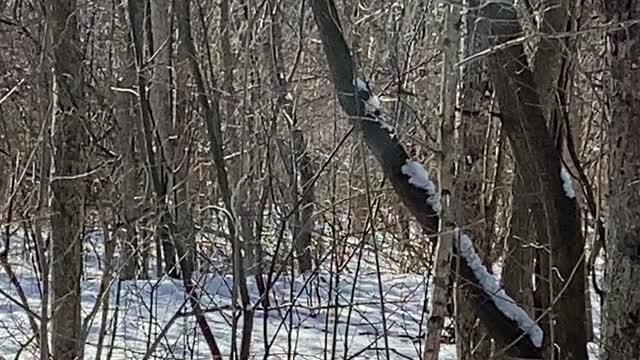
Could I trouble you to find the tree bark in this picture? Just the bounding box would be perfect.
[454,1,494,357]
[601,1,640,359]
[532,0,570,123]
[114,10,141,279]
[47,0,85,358]
[503,168,535,315]
[479,3,586,359]
[127,0,178,278]
[423,2,459,359]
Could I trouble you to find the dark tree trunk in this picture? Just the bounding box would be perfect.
[601,1,640,359]
[479,4,586,359]
[455,1,493,357]
[47,0,85,358]
[127,0,178,278]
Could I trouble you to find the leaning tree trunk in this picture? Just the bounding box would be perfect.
[601,1,640,359]
[310,0,544,358]
[47,0,85,358]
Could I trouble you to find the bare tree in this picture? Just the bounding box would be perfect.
[47,0,85,357]
[0,0,621,359]
[175,0,253,358]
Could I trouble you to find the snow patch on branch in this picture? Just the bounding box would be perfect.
[353,78,396,138]
[560,166,576,199]
[400,160,441,212]
[379,120,395,134]
[354,78,382,116]
[365,93,382,114]
[354,78,368,92]
[457,232,543,347]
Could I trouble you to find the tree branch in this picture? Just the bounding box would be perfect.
[310,0,543,357]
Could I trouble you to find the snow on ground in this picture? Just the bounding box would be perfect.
[0,229,603,359]
[0,230,457,359]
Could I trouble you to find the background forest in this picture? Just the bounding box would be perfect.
[0,0,638,359]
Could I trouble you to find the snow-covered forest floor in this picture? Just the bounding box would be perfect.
[0,229,602,359]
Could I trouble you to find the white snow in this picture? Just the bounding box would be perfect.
[0,222,606,359]
[560,166,576,199]
[0,230,458,360]
[401,160,442,212]
[365,93,382,113]
[379,119,395,134]
[456,231,543,347]
[354,78,382,116]
[354,78,368,92]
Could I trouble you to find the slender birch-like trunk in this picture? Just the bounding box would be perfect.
[422,2,460,359]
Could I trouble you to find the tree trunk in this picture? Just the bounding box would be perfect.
[293,128,315,273]
[503,168,535,315]
[454,1,493,357]
[34,21,53,359]
[47,0,85,358]
[150,0,196,274]
[423,2,459,359]
[479,4,586,358]
[127,0,178,278]
[532,0,570,123]
[601,1,640,359]
[265,0,315,273]
[173,0,196,274]
[114,24,141,279]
